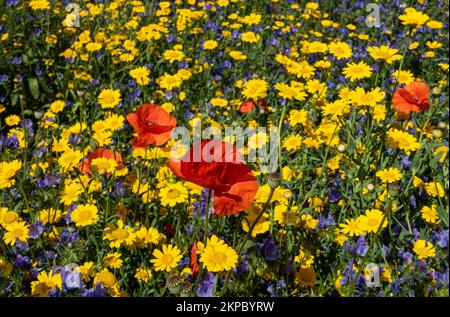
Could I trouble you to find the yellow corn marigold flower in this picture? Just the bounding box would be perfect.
[94,269,118,289]
[203,40,218,50]
[300,214,318,230]
[413,240,435,259]
[199,235,238,272]
[0,160,22,189]
[163,49,185,63]
[426,20,443,29]
[342,61,372,81]
[289,109,308,127]
[294,247,314,268]
[358,209,388,234]
[150,244,182,272]
[78,262,96,282]
[85,42,102,52]
[50,100,65,113]
[159,182,188,207]
[241,31,260,43]
[295,267,317,288]
[241,208,270,237]
[210,98,228,107]
[29,0,50,10]
[104,252,123,269]
[392,70,415,85]
[0,208,20,227]
[275,82,307,101]
[104,219,136,248]
[322,99,350,119]
[129,67,150,85]
[424,182,445,198]
[387,129,420,155]
[90,157,118,174]
[158,73,182,91]
[421,205,438,224]
[282,134,303,151]
[135,268,153,283]
[229,50,247,60]
[31,271,62,297]
[3,221,29,246]
[376,167,402,183]
[350,87,385,108]
[434,146,448,163]
[39,208,62,224]
[328,41,352,59]
[399,7,429,27]
[5,115,20,126]
[242,78,268,100]
[340,218,363,237]
[60,180,83,206]
[367,45,402,64]
[134,226,160,247]
[71,204,99,227]
[58,149,84,172]
[98,88,122,109]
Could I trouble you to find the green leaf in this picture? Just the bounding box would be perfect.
[242,239,255,252]
[22,54,29,65]
[11,93,19,106]
[28,77,39,99]
[437,206,449,227]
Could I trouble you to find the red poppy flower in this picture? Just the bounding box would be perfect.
[126,103,177,148]
[392,81,430,116]
[190,241,200,276]
[168,139,259,216]
[239,98,267,113]
[164,224,176,237]
[79,149,123,175]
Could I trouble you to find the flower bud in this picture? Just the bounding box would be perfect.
[268,172,281,189]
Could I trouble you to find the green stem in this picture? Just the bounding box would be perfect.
[277,101,289,183]
[204,189,212,244]
[348,199,391,296]
[219,186,275,296]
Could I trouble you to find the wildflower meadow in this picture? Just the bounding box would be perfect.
[0,0,449,299]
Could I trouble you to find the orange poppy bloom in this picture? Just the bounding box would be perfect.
[239,98,267,113]
[126,103,177,148]
[168,139,259,216]
[190,241,200,276]
[392,81,430,116]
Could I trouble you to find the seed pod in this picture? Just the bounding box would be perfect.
[180,281,192,297]
[166,274,181,295]
[268,172,281,189]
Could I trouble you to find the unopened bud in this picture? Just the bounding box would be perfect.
[432,129,442,138]
[283,190,293,200]
[337,144,346,152]
[34,110,44,120]
[76,90,86,97]
[268,172,281,189]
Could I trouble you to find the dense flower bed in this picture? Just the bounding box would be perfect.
[0,0,448,297]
